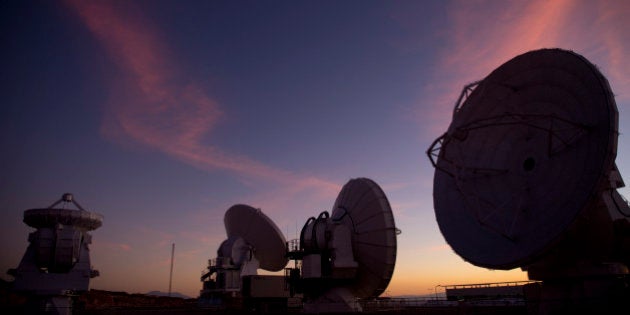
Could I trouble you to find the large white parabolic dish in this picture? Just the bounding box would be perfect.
[224,204,288,271]
[430,49,618,269]
[332,178,397,298]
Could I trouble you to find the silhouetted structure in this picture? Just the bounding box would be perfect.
[7,193,103,315]
[428,48,630,314]
[285,177,399,313]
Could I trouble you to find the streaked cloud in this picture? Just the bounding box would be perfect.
[414,0,630,137]
[64,0,339,198]
[595,1,630,98]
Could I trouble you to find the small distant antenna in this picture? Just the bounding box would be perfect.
[168,243,175,297]
[10,193,103,315]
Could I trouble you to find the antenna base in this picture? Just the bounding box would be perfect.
[523,275,630,315]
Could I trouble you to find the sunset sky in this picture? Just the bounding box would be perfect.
[1,0,629,298]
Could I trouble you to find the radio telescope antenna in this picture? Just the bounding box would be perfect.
[199,204,288,308]
[287,177,398,313]
[427,48,630,314]
[8,193,103,315]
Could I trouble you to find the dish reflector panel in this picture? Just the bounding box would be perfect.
[430,48,618,269]
[24,209,103,231]
[224,204,288,271]
[333,177,397,297]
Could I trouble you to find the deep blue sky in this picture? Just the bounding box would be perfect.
[1,0,629,297]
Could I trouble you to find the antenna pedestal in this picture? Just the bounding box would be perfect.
[303,287,361,313]
[523,276,630,315]
[23,295,74,315]
[522,190,630,315]
[524,190,630,279]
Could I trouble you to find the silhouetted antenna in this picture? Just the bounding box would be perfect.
[427,48,630,313]
[9,193,103,315]
[287,177,399,313]
[198,205,288,307]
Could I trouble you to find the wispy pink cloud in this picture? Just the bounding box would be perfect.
[64,0,339,197]
[413,0,573,136]
[442,0,571,74]
[411,0,630,137]
[595,1,630,97]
